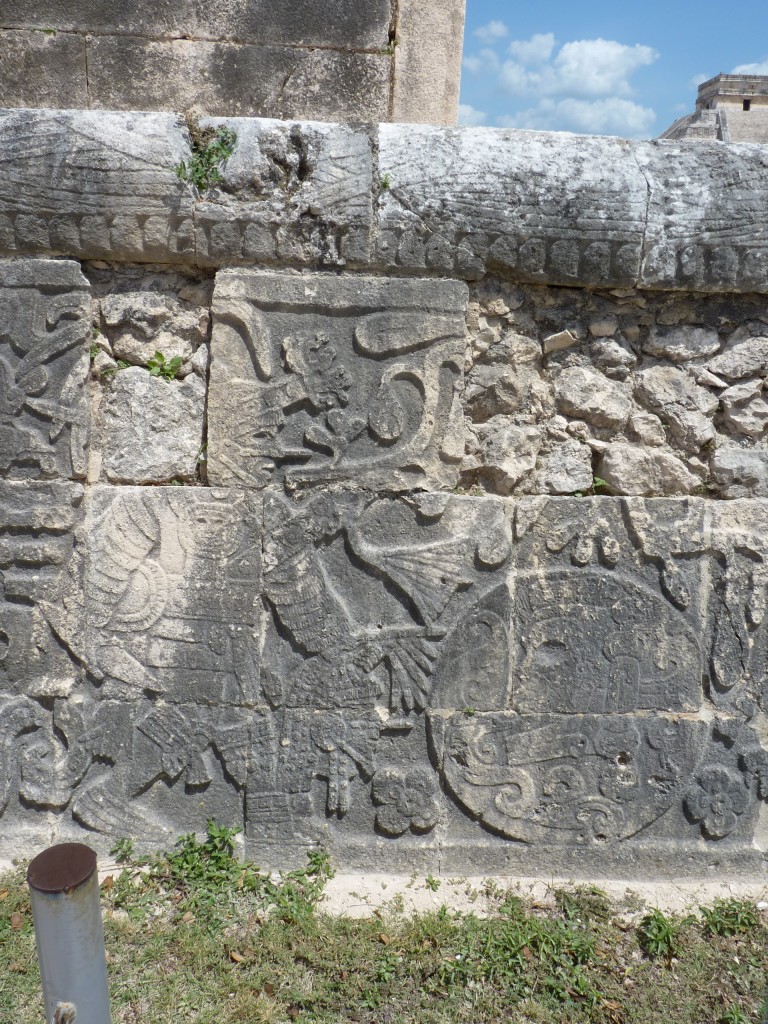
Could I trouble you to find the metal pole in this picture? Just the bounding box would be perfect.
[27,843,113,1024]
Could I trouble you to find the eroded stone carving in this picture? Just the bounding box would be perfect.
[207,272,468,492]
[0,259,90,480]
[84,487,262,705]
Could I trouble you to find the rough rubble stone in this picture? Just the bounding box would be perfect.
[0,259,90,480]
[710,446,768,498]
[467,420,542,494]
[99,291,209,367]
[643,325,721,362]
[706,335,768,381]
[719,381,768,438]
[635,366,717,451]
[207,271,468,492]
[597,444,701,495]
[100,368,205,484]
[554,366,633,431]
[533,440,593,495]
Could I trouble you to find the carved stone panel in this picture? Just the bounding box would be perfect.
[251,491,512,850]
[434,711,709,845]
[0,480,84,701]
[509,497,707,715]
[207,272,468,492]
[83,487,262,706]
[0,259,90,480]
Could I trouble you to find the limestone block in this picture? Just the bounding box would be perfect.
[83,487,262,706]
[3,0,392,49]
[554,366,633,431]
[197,118,373,268]
[643,325,721,362]
[100,369,205,484]
[634,366,717,451]
[719,380,768,437]
[86,37,390,123]
[706,334,768,380]
[639,142,768,292]
[207,271,468,492]
[0,259,90,480]
[597,444,701,495]
[533,440,593,495]
[99,291,209,367]
[376,126,648,285]
[392,0,466,125]
[0,110,195,263]
[0,29,87,108]
[710,446,768,498]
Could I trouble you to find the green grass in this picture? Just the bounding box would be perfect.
[2,827,767,1023]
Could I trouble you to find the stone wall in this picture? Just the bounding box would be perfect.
[1,110,768,878]
[0,0,465,124]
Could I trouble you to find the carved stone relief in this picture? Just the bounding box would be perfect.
[0,259,90,480]
[207,272,469,492]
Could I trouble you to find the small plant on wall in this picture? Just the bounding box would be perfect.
[175,115,236,192]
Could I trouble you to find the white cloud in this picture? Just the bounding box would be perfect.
[462,47,501,76]
[499,37,658,99]
[458,104,487,127]
[473,20,508,44]
[689,73,709,88]
[732,58,768,75]
[507,32,555,65]
[499,97,656,138]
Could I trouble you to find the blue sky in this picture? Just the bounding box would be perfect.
[459,0,768,137]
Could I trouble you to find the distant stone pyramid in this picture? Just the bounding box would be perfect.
[661,73,768,143]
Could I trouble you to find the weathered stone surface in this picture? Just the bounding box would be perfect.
[197,118,373,268]
[87,37,390,123]
[639,142,768,293]
[643,325,721,362]
[465,420,542,494]
[252,490,512,856]
[706,334,768,380]
[710,446,768,498]
[0,110,195,263]
[98,291,209,368]
[635,366,717,451]
[377,127,648,286]
[100,369,205,484]
[0,259,90,480]
[2,0,392,49]
[533,440,593,495]
[0,480,84,702]
[392,0,465,126]
[207,271,468,492]
[719,381,768,438]
[0,29,87,108]
[82,487,262,706]
[597,444,701,495]
[554,367,632,432]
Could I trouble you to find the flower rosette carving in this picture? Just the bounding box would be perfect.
[372,767,440,836]
[685,766,750,839]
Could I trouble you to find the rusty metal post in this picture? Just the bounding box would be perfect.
[27,843,113,1024]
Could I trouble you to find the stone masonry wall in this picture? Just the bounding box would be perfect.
[1,110,768,879]
[0,0,466,125]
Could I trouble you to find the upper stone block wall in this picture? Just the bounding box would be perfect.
[0,0,466,125]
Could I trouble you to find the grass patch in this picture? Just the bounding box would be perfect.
[2,828,767,1023]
